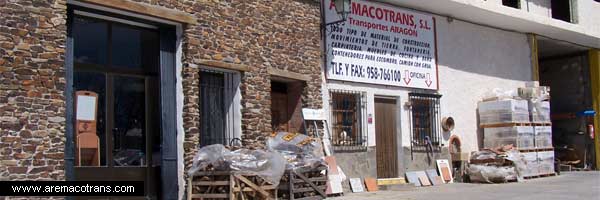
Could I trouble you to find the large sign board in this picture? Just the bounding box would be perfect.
[324,0,438,90]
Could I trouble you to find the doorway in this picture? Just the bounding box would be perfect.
[270,80,304,133]
[375,97,399,178]
[67,8,174,199]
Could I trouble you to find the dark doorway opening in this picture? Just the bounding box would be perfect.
[270,80,304,133]
[66,7,178,200]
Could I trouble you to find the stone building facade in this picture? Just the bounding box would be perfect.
[0,0,68,181]
[0,0,323,199]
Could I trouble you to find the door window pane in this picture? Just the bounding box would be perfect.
[73,17,108,65]
[74,71,107,166]
[111,24,159,71]
[113,76,147,166]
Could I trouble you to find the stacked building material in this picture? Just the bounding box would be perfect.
[479,99,533,150]
[483,126,535,150]
[478,84,555,179]
[478,99,530,126]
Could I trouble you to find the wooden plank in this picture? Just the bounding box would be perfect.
[190,193,228,198]
[289,170,294,200]
[229,174,235,200]
[233,185,277,192]
[77,0,197,24]
[198,60,250,72]
[295,172,327,197]
[290,186,327,193]
[187,178,192,200]
[268,67,311,82]
[480,122,533,128]
[193,171,231,176]
[192,181,229,186]
[293,177,327,183]
[234,174,271,198]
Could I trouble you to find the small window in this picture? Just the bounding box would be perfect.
[330,90,366,149]
[502,0,520,9]
[199,69,241,147]
[409,93,442,152]
[551,0,574,23]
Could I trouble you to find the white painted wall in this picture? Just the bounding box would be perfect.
[524,0,552,17]
[576,0,600,39]
[379,0,600,48]
[323,13,533,153]
[435,17,533,152]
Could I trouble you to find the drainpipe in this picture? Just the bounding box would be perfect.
[588,49,600,170]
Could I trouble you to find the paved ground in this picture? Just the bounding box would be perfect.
[330,172,600,200]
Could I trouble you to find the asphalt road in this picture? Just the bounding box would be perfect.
[330,172,600,200]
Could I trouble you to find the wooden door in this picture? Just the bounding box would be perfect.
[375,98,399,178]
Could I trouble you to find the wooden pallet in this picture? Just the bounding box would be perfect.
[531,122,552,126]
[188,171,277,200]
[518,148,554,153]
[480,122,533,128]
[278,166,328,200]
[523,173,557,179]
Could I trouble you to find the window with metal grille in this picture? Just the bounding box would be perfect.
[409,93,442,152]
[199,68,241,147]
[329,90,367,149]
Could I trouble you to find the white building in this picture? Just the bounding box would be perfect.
[321,0,600,181]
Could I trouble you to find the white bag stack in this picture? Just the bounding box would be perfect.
[478,99,530,125]
[483,126,534,150]
[538,151,555,175]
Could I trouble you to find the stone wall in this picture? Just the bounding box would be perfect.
[185,0,323,149]
[173,0,324,169]
[0,0,68,182]
[1,0,324,181]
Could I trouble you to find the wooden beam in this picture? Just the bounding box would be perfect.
[233,174,270,198]
[588,49,600,169]
[268,68,312,82]
[528,34,540,81]
[77,0,197,24]
[198,60,250,72]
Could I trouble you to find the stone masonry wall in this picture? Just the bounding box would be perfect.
[146,0,324,169]
[0,0,324,189]
[0,0,68,182]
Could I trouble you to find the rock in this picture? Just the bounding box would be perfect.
[0,116,18,123]
[48,116,65,123]
[32,130,48,138]
[8,167,28,174]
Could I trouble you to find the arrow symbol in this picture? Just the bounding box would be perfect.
[403,70,411,85]
[425,73,432,87]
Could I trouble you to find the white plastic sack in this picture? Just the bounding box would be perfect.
[468,164,517,183]
[267,132,325,169]
[187,144,287,186]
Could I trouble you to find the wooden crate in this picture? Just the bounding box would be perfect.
[188,171,277,200]
[278,166,327,200]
